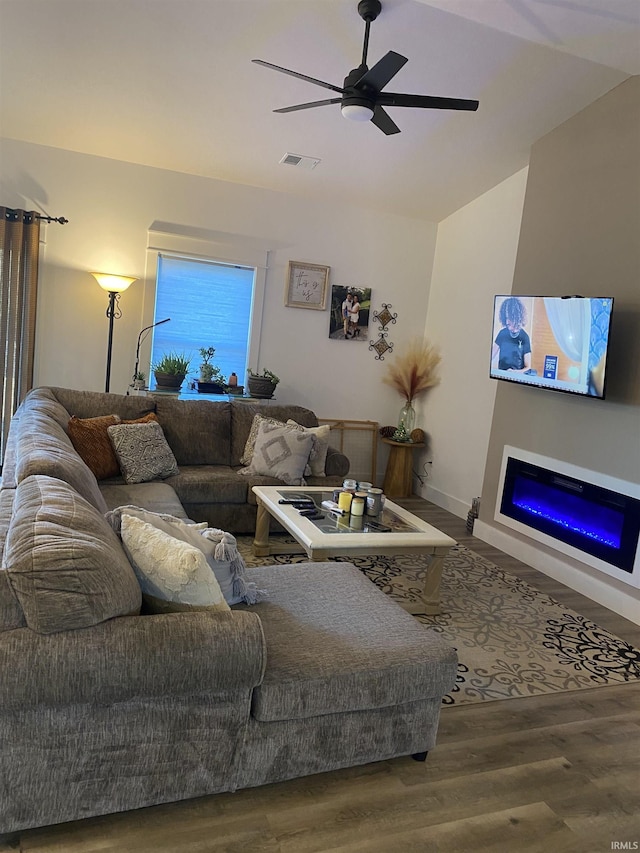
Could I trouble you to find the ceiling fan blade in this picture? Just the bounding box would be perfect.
[274,98,342,114]
[378,92,479,111]
[252,59,343,94]
[354,51,408,93]
[371,105,401,136]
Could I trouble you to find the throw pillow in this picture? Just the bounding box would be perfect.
[287,420,331,477]
[239,420,315,486]
[107,421,179,484]
[119,513,230,614]
[105,505,262,605]
[240,413,284,466]
[68,412,159,481]
[241,413,320,475]
[68,414,122,480]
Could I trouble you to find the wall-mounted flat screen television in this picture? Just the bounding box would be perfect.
[490,295,614,399]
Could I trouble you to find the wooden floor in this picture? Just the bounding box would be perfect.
[3,498,639,853]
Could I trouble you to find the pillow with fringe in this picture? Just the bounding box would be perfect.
[120,514,230,614]
[107,505,262,605]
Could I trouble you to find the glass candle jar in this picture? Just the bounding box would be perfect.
[351,493,366,517]
[338,490,353,512]
[366,488,383,516]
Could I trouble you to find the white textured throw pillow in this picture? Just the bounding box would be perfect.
[120,514,230,613]
[286,420,330,477]
[240,420,315,485]
[107,422,179,484]
[106,505,262,605]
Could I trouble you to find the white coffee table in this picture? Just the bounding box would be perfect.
[252,485,456,615]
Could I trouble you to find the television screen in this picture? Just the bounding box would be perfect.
[489,295,614,398]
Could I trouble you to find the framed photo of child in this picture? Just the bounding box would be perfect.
[328,286,371,341]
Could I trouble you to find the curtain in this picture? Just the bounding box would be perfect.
[0,207,40,465]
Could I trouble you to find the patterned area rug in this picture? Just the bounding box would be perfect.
[237,538,640,705]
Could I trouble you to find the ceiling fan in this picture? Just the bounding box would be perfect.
[252,0,479,136]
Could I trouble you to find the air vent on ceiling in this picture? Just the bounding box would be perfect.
[279,153,321,170]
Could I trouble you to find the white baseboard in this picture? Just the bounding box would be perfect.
[416,480,469,521]
[474,520,640,626]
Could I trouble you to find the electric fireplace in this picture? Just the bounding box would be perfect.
[496,447,640,589]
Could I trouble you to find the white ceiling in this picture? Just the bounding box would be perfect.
[1,0,638,221]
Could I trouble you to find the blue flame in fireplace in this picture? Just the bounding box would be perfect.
[512,479,623,550]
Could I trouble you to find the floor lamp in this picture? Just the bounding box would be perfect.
[91,273,137,393]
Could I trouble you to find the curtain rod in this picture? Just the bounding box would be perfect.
[3,208,68,225]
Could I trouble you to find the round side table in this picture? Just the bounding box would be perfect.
[381,438,425,498]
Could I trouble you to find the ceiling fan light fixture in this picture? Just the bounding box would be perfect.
[341,103,374,121]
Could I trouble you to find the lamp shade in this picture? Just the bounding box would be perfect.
[90,272,136,293]
[341,104,374,122]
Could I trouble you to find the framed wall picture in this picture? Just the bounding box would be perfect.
[329,286,372,341]
[285,261,330,310]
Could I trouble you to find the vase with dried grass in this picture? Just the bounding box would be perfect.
[382,338,441,441]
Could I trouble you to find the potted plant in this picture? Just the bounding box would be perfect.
[131,370,145,391]
[196,347,227,394]
[247,368,280,399]
[152,351,191,392]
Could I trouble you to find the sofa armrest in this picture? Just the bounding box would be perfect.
[325,445,350,478]
[0,610,266,711]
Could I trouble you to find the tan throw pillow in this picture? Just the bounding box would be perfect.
[68,414,122,479]
[68,412,159,480]
[239,420,315,486]
[287,420,331,477]
[119,514,230,614]
[107,421,179,484]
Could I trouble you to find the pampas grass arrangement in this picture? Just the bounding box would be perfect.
[382,338,441,403]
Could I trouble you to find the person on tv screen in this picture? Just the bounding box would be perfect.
[492,296,532,372]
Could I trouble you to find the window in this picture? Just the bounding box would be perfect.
[151,254,256,384]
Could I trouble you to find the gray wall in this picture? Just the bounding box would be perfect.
[480,76,640,529]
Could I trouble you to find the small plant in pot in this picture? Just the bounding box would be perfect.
[196,347,227,394]
[247,368,280,399]
[132,370,146,391]
[152,351,191,392]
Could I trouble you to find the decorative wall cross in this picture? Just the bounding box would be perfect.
[369,303,398,360]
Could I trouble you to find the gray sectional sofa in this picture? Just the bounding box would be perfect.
[0,386,458,836]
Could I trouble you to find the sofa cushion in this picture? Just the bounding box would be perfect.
[107,421,179,484]
[239,421,315,486]
[165,466,248,505]
[100,481,188,517]
[49,386,156,420]
[19,387,72,431]
[238,561,458,721]
[120,514,230,614]
[15,413,108,514]
[153,397,231,466]
[4,475,141,634]
[0,490,26,632]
